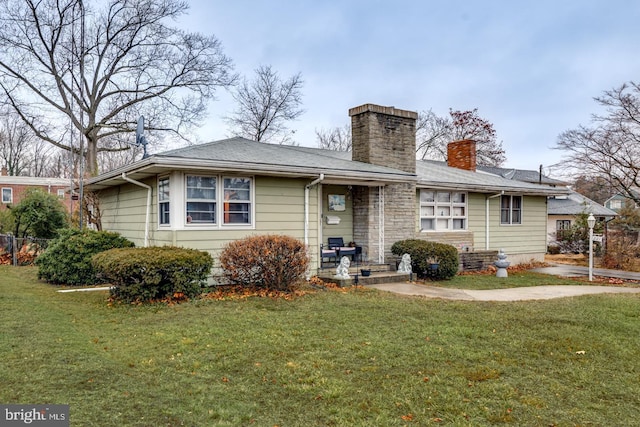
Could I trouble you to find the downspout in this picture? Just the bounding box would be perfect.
[486,191,504,250]
[121,172,151,247]
[304,174,325,247]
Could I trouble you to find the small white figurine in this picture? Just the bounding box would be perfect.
[397,253,412,274]
[334,256,351,279]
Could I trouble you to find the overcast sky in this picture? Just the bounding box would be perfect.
[178,0,640,172]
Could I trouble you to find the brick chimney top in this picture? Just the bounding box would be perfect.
[447,139,477,171]
[1,166,7,176]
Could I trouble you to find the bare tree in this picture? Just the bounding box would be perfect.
[0,0,236,176]
[555,81,640,205]
[0,113,34,176]
[226,65,304,144]
[316,124,351,151]
[416,108,506,166]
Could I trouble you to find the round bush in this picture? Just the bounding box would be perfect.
[391,239,459,280]
[219,234,310,292]
[93,246,213,303]
[36,229,134,286]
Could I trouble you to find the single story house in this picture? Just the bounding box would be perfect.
[547,190,617,244]
[85,104,569,279]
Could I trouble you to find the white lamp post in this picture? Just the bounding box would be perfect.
[587,213,596,281]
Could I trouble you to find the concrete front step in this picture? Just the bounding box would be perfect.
[316,270,411,287]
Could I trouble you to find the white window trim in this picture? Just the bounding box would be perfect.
[1,187,12,204]
[185,174,218,226]
[158,175,171,227]
[221,175,254,227]
[500,195,523,225]
[419,189,467,232]
[157,172,255,230]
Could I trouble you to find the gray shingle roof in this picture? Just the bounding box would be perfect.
[476,165,568,186]
[548,190,618,216]
[417,160,569,196]
[156,137,413,179]
[86,138,569,197]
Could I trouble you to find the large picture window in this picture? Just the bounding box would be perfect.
[186,175,217,224]
[501,195,522,225]
[420,190,467,231]
[158,177,170,225]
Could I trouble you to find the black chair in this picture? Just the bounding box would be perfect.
[320,244,337,265]
[327,237,356,260]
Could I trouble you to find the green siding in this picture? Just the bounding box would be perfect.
[98,175,321,272]
[321,185,353,245]
[468,194,548,254]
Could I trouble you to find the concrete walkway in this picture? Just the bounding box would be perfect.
[367,264,640,301]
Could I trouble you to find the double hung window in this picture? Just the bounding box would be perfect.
[186,176,217,224]
[500,195,522,225]
[223,177,251,225]
[158,177,171,225]
[157,174,253,228]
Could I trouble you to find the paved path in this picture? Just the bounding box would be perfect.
[367,264,640,301]
[367,282,640,301]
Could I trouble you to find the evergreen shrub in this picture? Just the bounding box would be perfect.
[391,239,459,280]
[93,246,213,302]
[36,229,134,285]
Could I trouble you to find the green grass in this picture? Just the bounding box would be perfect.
[3,265,640,426]
[431,270,618,290]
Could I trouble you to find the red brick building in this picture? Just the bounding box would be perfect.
[0,167,73,213]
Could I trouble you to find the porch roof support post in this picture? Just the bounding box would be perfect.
[379,185,385,264]
[304,174,325,247]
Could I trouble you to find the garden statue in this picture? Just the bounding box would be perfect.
[397,253,412,274]
[335,256,351,279]
[494,249,510,278]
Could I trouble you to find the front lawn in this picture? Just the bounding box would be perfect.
[2,265,640,426]
[433,270,638,290]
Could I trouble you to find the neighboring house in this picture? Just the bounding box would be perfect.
[604,191,640,212]
[0,167,72,213]
[547,190,617,244]
[85,104,569,279]
[473,165,617,244]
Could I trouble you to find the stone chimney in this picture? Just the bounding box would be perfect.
[348,104,418,264]
[1,166,7,176]
[349,104,417,173]
[447,139,476,171]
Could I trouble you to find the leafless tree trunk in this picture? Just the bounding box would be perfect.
[0,0,236,176]
[226,65,304,144]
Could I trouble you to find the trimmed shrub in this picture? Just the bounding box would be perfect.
[93,246,213,303]
[391,239,459,280]
[36,229,134,285]
[219,234,310,292]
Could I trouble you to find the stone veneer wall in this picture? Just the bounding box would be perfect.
[349,104,417,263]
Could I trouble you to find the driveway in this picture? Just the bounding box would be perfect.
[367,264,640,301]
